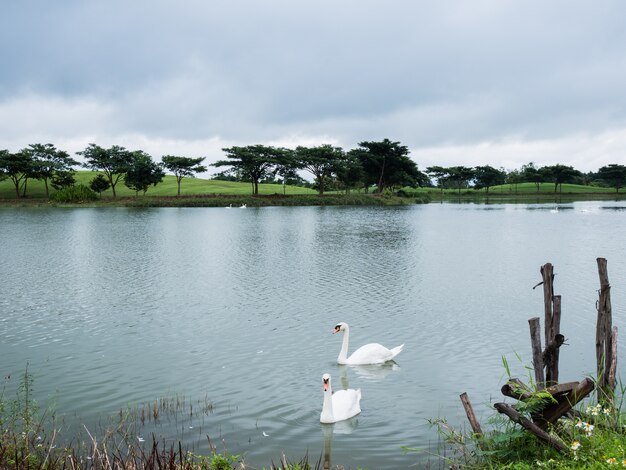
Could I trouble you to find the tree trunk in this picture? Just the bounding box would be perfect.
[44,177,50,197]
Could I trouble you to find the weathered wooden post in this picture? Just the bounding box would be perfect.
[459,392,482,435]
[539,263,562,385]
[596,257,618,403]
[541,263,554,346]
[529,317,545,389]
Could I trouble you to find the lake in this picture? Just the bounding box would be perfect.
[1,201,625,469]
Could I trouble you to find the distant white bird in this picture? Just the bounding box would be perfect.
[137,437,145,443]
[262,431,269,437]
[333,322,403,365]
[226,204,232,209]
[320,373,361,423]
[240,203,247,208]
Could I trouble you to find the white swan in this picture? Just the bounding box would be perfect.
[240,203,247,208]
[333,322,403,365]
[320,373,361,423]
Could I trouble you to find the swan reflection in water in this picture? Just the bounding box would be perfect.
[321,363,399,468]
[338,362,400,384]
[321,415,359,468]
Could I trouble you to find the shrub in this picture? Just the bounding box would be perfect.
[50,184,98,203]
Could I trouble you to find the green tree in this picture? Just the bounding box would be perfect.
[597,164,626,193]
[426,166,450,196]
[25,143,78,197]
[447,166,475,195]
[541,164,583,193]
[272,150,299,195]
[79,144,134,197]
[214,145,284,195]
[0,149,34,198]
[161,155,207,196]
[354,139,422,193]
[295,144,344,195]
[337,151,365,193]
[473,165,507,194]
[124,151,165,195]
[520,162,543,191]
[506,169,522,193]
[50,171,76,190]
[90,174,111,196]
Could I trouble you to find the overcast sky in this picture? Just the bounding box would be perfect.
[2,1,626,174]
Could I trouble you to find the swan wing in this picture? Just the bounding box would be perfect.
[331,389,362,421]
[346,343,403,365]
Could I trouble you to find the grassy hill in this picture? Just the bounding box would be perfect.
[0,171,317,199]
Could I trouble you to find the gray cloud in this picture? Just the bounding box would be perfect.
[2,0,626,171]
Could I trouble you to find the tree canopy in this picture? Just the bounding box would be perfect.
[25,143,78,197]
[0,149,33,198]
[473,166,507,194]
[597,164,626,193]
[295,144,344,195]
[79,144,135,197]
[354,139,424,193]
[541,164,583,193]
[124,151,165,195]
[214,145,286,195]
[161,155,207,196]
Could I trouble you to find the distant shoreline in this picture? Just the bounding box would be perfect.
[2,190,625,208]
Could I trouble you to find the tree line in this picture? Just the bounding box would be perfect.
[1,140,626,198]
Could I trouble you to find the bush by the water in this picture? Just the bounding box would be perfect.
[49,185,98,203]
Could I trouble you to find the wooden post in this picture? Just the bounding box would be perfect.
[596,258,614,402]
[608,326,618,392]
[540,263,554,347]
[529,317,545,389]
[545,295,562,385]
[460,392,482,435]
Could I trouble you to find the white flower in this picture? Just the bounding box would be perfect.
[607,457,618,465]
[570,441,581,451]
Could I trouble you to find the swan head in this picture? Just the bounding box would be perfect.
[333,322,348,334]
[322,373,331,392]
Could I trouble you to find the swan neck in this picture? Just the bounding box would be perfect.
[338,328,350,363]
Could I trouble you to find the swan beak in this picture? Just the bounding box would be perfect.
[323,382,329,392]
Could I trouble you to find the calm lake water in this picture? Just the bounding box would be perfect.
[1,201,625,469]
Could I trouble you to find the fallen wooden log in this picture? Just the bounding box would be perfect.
[536,377,595,429]
[494,402,568,452]
[501,379,578,402]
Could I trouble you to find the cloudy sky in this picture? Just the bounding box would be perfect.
[2,1,626,174]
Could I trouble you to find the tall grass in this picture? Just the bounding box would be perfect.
[0,370,324,470]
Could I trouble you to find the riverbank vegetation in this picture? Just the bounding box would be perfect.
[417,380,626,469]
[0,369,320,470]
[2,140,626,207]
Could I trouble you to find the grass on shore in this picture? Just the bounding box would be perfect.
[407,362,626,470]
[0,171,432,206]
[0,369,323,470]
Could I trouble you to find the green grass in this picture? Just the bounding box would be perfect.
[417,182,619,196]
[0,171,317,199]
[0,171,433,206]
[411,372,626,470]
